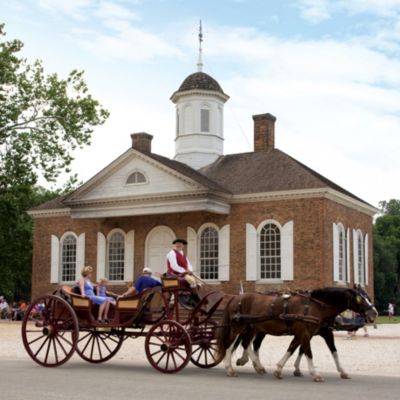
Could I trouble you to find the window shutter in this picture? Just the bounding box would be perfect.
[346,228,351,283]
[281,221,294,281]
[76,233,85,281]
[50,235,60,284]
[364,233,369,286]
[187,227,198,274]
[97,232,106,280]
[353,229,359,284]
[125,230,134,282]
[246,223,257,281]
[332,223,339,282]
[219,224,230,281]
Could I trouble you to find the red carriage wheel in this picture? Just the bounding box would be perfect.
[189,320,221,368]
[21,295,78,367]
[76,327,124,363]
[145,320,191,373]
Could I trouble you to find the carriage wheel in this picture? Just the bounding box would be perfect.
[21,295,78,367]
[145,320,191,373]
[76,328,124,363]
[189,320,221,368]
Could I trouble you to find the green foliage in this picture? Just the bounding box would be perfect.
[0,23,109,187]
[0,24,109,300]
[374,200,400,314]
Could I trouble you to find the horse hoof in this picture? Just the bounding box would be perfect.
[227,370,238,377]
[340,372,351,379]
[236,359,248,366]
[293,370,303,377]
[273,370,283,379]
[256,367,266,375]
[313,375,325,383]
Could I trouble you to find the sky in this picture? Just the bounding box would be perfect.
[1,0,400,208]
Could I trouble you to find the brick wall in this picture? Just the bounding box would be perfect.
[31,197,374,299]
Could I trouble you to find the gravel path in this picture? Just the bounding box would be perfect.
[1,321,399,378]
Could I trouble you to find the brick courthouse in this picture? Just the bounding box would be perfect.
[28,66,377,299]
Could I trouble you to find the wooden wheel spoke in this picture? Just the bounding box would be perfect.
[90,334,96,360]
[96,336,103,359]
[58,333,73,347]
[78,332,92,343]
[44,337,52,364]
[81,334,93,355]
[101,334,119,344]
[54,335,68,357]
[52,337,59,364]
[28,334,47,346]
[155,350,167,365]
[170,351,178,369]
[173,348,186,362]
[191,346,202,355]
[150,348,164,357]
[34,336,49,358]
[98,335,112,354]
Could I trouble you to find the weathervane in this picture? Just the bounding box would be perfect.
[197,20,203,72]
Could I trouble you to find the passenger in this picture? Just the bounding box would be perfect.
[119,268,162,297]
[96,278,116,306]
[79,266,110,323]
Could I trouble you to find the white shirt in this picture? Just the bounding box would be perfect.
[166,249,193,274]
[0,301,8,310]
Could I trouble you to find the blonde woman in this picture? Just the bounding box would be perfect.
[79,266,110,322]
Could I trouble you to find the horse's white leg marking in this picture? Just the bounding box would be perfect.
[293,352,303,377]
[236,347,249,366]
[332,351,350,379]
[273,351,291,379]
[306,355,324,382]
[246,342,266,374]
[224,335,239,377]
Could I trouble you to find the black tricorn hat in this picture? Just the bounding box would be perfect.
[172,239,188,245]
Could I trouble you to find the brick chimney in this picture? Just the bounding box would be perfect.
[253,113,276,152]
[131,132,153,153]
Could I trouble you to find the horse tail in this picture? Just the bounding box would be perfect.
[215,298,235,361]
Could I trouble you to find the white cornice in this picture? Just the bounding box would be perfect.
[27,208,71,219]
[231,188,377,216]
[170,89,229,103]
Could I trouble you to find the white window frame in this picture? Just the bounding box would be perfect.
[357,229,365,286]
[107,229,126,282]
[125,169,148,186]
[257,219,283,282]
[198,223,219,282]
[59,232,78,283]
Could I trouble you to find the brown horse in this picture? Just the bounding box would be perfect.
[235,285,376,380]
[216,287,377,382]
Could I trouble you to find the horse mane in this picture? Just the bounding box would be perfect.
[310,287,352,306]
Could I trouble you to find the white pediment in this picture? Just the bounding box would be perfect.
[68,149,205,203]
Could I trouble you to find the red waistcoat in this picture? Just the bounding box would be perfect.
[167,249,188,275]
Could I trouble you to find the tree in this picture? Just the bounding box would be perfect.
[0,23,109,187]
[0,24,109,300]
[374,199,400,313]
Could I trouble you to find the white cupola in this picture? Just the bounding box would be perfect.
[170,23,229,169]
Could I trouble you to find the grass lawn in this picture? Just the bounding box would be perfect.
[376,315,400,324]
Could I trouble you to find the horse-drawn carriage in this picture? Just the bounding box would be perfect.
[21,277,224,373]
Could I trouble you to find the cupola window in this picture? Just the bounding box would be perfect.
[201,108,210,132]
[126,171,146,184]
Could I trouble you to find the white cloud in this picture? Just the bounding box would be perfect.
[37,0,94,19]
[95,1,140,21]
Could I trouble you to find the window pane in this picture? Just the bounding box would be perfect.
[126,172,146,184]
[200,227,218,280]
[62,235,76,282]
[201,109,210,132]
[108,232,125,281]
[259,223,281,279]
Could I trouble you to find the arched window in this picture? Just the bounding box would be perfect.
[61,234,77,282]
[126,171,146,184]
[259,223,281,279]
[357,231,364,285]
[200,108,210,132]
[338,224,346,282]
[200,227,219,280]
[108,232,125,281]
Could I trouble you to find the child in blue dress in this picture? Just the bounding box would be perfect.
[79,266,110,322]
[96,278,116,306]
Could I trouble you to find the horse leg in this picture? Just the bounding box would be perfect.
[274,337,300,379]
[321,329,350,379]
[300,332,324,382]
[224,335,240,377]
[293,346,305,377]
[246,337,267,375]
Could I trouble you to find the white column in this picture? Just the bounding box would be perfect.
[353,229,359,284]
[332,223,339,282]
[75,233,86,281]
[346,228,351,283]
[364,233,369,286]
[187,227,198,274]
[281,221,294,281]
[97,232,106,280]
[125,230,135,282]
